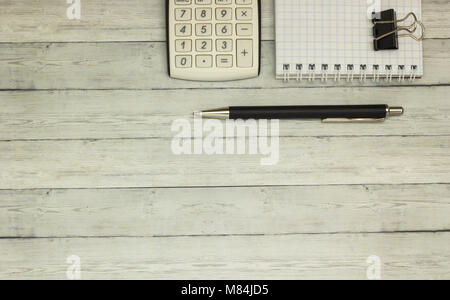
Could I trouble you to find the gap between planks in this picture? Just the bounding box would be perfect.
[0,181,449,191]
[1,229,450,240]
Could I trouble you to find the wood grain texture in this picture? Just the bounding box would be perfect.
[1,87,449,141]
[1,184,449,238]
[0,0,448,42]
[0,40,449,90]
[0,0,449,280]
[0,136,449,189]
[1,233,449,280]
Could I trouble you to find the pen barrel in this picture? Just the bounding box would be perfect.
[229,105,388,120]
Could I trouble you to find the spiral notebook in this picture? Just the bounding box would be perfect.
[275,0,423,81]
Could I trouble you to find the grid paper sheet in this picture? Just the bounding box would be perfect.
[275,0,423,80]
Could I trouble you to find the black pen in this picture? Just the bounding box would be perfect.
[196,105,404,123]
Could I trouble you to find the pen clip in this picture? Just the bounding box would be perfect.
[321,118,386,123]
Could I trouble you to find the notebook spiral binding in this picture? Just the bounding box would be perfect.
[281,63,419,82]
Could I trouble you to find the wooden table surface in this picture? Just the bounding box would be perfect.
[0,0,449,280]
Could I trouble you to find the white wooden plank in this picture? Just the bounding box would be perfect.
[1,87,449,140]
[1,184,448,238]
[0,40,450,90]
[0,40,449,90]
[0,136,448,189]
[0,0,447,282]
[0,0,448,42]
[1,233,449,279]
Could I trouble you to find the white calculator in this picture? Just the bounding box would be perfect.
[167,0,261,81]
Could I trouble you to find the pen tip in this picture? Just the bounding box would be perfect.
[193,111,203,118]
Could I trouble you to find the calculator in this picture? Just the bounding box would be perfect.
[167,0,261,81]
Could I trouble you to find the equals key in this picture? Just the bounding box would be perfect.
[217,55,233,68]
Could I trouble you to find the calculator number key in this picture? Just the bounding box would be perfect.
[216,24,232,36]
[216,8,232,21]
[196,39,212,52]
[196,8,212,21]
[175,24,192,36]
[175,8,192,21]
[176,55,192,68]
[196,24,212,36]
[216,39,233,52]
[176,39,192,52]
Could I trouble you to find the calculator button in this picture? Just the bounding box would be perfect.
[196,39,213,52]
[196,55,213,68]
[216,0,232,4]
[236,0,252,5]
[216,23,232,36]
[216,39,233,52]
[176,39,192,52]
[175,8,192,21]
[196,8,212,20]
[236,23,253,36]
[175,0,192,5]
[237,39,253,68]
[196,0,212,4]
[236,8,252,20]
[196,24,212,36]
[176,55,192,68]
[175,24,192,36]
[216,8,232,21]
[216,55,233,68]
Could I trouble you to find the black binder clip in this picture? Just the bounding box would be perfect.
[372,9,425,51]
